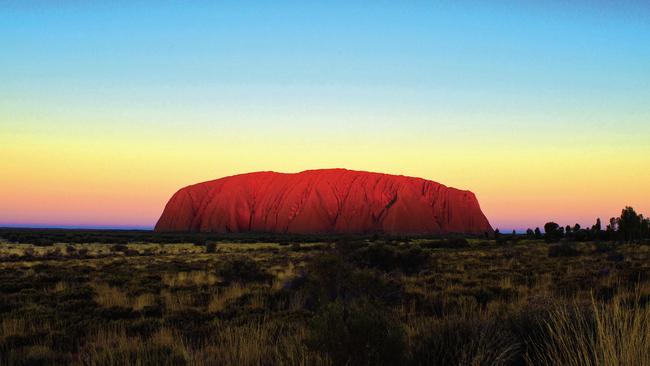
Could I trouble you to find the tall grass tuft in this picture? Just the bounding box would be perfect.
[527,291,650,366]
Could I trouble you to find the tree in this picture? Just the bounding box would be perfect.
[617,206,642,242]
[641,218,650,239]
[544,222,562,242]
[544,222,559,234]
[590,218,602,240]
[526,228,534,239]
[565,225,572,235]
[607,217,617,232]
[594,218,602,232]
[573,223,581,232]
[534,227,542,239]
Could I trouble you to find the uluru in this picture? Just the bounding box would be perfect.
[155,169,492,235]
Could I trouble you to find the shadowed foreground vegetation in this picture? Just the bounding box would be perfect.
[0,233,649,365]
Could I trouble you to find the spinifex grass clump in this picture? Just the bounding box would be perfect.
[527,291,650,366]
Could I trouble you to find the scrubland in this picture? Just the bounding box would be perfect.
[0,236,649,365]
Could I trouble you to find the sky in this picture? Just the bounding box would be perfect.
[2,1,649,231]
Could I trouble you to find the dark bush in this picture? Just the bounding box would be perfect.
[141,304,163,318]
[594,242,615,253]
[126,318,161,337]
[351,243,429,274]
[45,248,62,259]
[98,306,136,320]
[398,246,429,274]
[123,249,139,257]
[110,244,128,253]
[548,243,580,257]
[191,236,207,246]
[293,254,403,308]
[34,238,55,247]
[606,252,624,262]
[205,242,217,253]
[352,243,397,271]
[333,240,366,257]
[291,254,349,306]
[219,257,272,284]
[419,238,470,249]
[307,298,406,366]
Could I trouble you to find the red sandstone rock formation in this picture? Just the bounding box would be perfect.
[155,169,492,235]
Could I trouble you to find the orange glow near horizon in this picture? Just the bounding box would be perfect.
[2,131,648,231]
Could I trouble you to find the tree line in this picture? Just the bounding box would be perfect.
[496,206,650,243]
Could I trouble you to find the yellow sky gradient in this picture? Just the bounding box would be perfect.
[3,129,648,230]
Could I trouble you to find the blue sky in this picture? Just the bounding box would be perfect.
[2,1,649,230]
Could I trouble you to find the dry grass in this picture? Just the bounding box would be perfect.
[163,271,219,288]
[527,291,650,366]
[161,290,195,313]
[79,326,188,366]
[91,283,132,308]
[207,283,246,312]
[0,239,648,365]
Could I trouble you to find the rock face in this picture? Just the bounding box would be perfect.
[155,169,493,235]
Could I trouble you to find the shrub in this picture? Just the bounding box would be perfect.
[46,248,62,258]
[191,236,207,246]
[594,242,615,253]
[205,242,217,253]
[21,248,35,259]
[351,243,429,274]
[446,237,470,247]
[606,252,624,262]
[219,257,272,284]
[293,254,403,308]
[396,246,429,274]
[34,238,55,247]
[307,298,406,366]
[123,249,139,257]
[110,244,128,253]
[419,238,469,249]
[548,243,580,257]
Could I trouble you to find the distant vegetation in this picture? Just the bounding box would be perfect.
[495,206,650,244]
[0,228,456,247]
[0,206,648,365]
